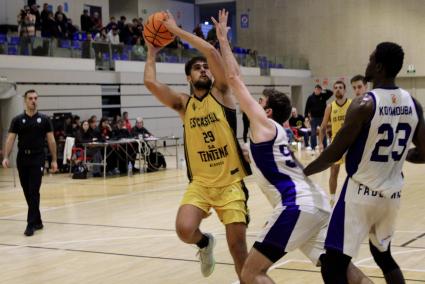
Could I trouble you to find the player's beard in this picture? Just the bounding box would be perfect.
[335,92,344,99]
[193,77,212,91]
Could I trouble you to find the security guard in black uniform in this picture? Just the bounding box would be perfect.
[2,89,58,236]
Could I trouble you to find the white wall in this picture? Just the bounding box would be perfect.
[0,0,26,25]
[138,0,195,33]
[0,55,95,71]
[109,0,138,21]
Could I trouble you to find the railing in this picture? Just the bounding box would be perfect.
[0,34,309,71]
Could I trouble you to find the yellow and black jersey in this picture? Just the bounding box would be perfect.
[184,92,251,187]
[330,98,351,139]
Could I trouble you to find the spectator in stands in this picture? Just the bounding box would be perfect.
[92,12,102,33]
[289,107,311,149]
[123,112,132,131]
[117,16,127,34]
[81,32,93,58]
[105,16,117,32]
[98,117,112,140]
[17,6,36,54]
[131,24,144,45]
[80,9,93,33]
[55,13,67,38]
[66,18,78,40]
[107,24,120,44]
[40,3,50,36]
[206,26,218,48]
[44,11,60,38]
[120,22,133,45]
[111,114,121,131]
[55,5,68,23]
[64,116,74,137]
[30,4,41,32]
[131,117,152,138]
[75,120,102,177]
[193,24,204,40]
[94,27,107,42]
[72,115,81,136]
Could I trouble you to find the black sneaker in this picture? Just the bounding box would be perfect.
[34,223,44,230]
[24,226,34,236]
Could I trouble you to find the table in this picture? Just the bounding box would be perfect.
[82,138,147,178]
[144,136,180,168]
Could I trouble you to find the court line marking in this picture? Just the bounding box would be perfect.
[0,242,423,282]
[0,183,185,219]
[354,248,425,269]
[401,232,425,247]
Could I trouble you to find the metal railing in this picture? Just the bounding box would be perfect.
[0,34,309,71]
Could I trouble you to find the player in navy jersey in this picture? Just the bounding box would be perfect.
[213,9,372,284]
[305,42,425,284]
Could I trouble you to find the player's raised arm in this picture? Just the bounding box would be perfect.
[304,94,374,176]
[406,98,425,163]
[213,9,274,143]
[162,11,228,92]
[143,38,189,118]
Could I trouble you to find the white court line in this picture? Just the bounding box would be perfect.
[0,183,185,219]
[0,233,178,252]
[354,248,425,266]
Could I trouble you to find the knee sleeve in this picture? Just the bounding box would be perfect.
[369,241,399,274]
[320,250,351,284]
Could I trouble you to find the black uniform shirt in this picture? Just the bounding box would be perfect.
[9,112,53,152]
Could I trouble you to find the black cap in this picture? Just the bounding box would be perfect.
[314,84,322,89]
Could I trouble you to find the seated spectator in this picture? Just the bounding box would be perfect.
[72,115,81,136]
[66,18,78,40]
[131,117,152,138]
[75,120,102,177]
[64,116,74,137]
[112,119,131,139]
[88,117,103,142]
[123,111,132,131]
[288,107,311,149]
[111,114,121,131]
[98,117,112,140]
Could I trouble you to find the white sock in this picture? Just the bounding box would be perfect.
[330,194,335,202]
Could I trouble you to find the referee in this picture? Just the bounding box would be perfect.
[2,89,57,236]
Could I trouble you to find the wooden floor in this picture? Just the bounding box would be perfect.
[0,148,424,284]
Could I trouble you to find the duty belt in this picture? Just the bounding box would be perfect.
[21,149,43,155]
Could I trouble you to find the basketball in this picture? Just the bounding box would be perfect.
[143,12,175,48]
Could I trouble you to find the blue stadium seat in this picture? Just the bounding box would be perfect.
[72,32,79,41]
[80,33,87,41]
[121,53,129,60]
[9,36,19,45]
[60,40,70,48]
[277,63,284,69]
[8,45,18,55]
[112,53,120,60]
[0,34,7,44]
[72,41,80,49]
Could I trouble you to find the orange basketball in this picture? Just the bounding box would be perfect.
[143,12,175,47]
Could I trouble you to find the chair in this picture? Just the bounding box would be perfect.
[0,34,7,44]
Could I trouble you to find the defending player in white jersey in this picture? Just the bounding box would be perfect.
[212,9,372,284]
[305,42,425,284]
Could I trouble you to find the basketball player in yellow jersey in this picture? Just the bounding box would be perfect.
[319,81,351,203]
[144,11,251,280]
[351,74,368,97]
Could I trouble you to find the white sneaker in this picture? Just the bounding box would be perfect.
[306,146,312,151]
[197,233,216,277]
